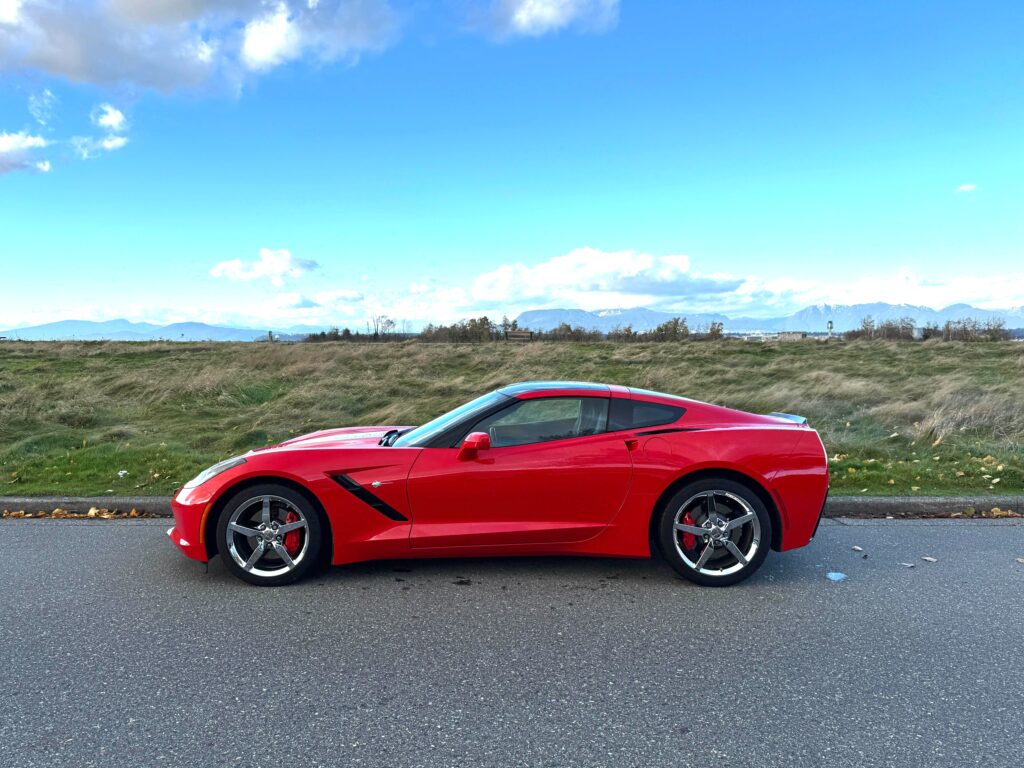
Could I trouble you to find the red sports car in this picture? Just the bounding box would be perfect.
[169,381,828,586]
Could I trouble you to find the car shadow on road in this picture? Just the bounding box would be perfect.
[157,529,817,590]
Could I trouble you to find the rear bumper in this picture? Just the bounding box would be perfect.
[168,490,209,562]
[809,488,829,541]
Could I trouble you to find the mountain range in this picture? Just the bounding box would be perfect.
[1,303,1022,341]
[515,303,1024,333]
[0,319,304,342]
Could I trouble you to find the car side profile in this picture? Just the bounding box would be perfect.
[168,381,829,586]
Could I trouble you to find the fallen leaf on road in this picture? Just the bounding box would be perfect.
[899,562,915,568]
[1015,558,1024,565]
[921,556,938,563]
[826,572,847,581]
[852,546,864,552]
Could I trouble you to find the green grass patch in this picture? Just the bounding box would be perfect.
[1,338,1022,496]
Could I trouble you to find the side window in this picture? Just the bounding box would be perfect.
[608,399,685,431]
[468,397,609,448]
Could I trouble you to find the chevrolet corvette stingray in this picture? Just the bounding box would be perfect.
[168,381,829,586]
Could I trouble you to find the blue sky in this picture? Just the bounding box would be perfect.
[1,0,1022,330]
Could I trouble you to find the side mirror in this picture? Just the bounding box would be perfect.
[457,431,491,461]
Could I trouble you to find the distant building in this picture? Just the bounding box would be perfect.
[778,331,808,341]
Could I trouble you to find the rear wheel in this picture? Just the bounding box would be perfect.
[657,478,771,586]
[215,484,323,586]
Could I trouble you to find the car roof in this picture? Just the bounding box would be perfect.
[497,381,611,396]
[497,381,687,403]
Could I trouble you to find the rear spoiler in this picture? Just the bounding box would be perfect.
[767,412,808,425]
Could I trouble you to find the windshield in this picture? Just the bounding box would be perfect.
[393,391,509,448]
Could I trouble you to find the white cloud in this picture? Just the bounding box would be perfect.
[955,183,977,193]
[0,131,47,153]
[35,159,50,172]
[0,1,400,89]
[101,135,129,151]
[16,246,1020,332]
[752,269,1024,315]
[0,130,48,174]
[210,247,320,286]
[242,3,301,70]
[92,103,127,132]
[72,133,130,159]
[488,0,619,37]
[0,0,20,25]
[63,104,133,160]
[316,288,364,302]
[464,247,742,310]
[28,88,56,126]
[327,250,1024,328]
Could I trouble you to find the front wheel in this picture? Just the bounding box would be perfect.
[215,484,324,586]
[657,478,772,587]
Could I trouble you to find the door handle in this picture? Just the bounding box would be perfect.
[625,438,639,452]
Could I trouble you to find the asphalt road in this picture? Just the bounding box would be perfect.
[1,519,1022,768]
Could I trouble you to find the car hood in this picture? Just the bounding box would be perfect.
[254,425,414,452]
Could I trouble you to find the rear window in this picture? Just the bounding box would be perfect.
[608,399,685,430]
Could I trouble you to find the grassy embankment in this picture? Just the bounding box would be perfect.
[0,340,1022,497]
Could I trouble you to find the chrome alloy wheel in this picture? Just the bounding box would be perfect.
[225,495,309,578]
[672,490,761,577]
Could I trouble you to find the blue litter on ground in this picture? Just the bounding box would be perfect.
[826,572,847,581]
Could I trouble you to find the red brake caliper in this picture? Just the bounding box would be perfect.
[681,512,697,550]
[284,511,302,556]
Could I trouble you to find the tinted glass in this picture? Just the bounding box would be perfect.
[469,397,609,448]
[608,399,685,430]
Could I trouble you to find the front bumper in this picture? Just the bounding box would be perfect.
[168,488,211,562]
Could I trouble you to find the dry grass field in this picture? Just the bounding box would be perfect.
[1,339,1022,496]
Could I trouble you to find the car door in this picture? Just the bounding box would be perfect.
[406,396,633,549]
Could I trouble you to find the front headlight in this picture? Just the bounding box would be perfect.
[183,456,246,489]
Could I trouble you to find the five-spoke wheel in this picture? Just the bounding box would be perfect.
[216,484,323,585]
[658,478,771,586]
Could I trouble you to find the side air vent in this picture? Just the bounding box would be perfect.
[332,474,409,521]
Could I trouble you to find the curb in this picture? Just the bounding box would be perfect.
[0,496,173,516]
[1,494,1021,520]
[824,495,1022,518]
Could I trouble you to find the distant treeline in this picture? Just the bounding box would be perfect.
[310,316,719,343]
[843,316,1011,342]
[303,314,1014,343]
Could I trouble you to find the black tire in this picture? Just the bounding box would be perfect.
[657,477,772,587]
[215,483,324,586]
